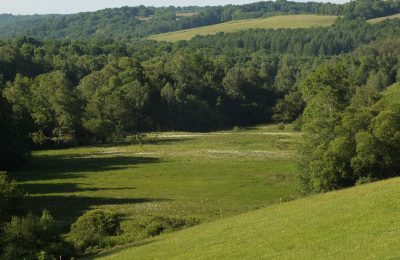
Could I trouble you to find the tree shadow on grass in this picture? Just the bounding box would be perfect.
[22,195,170,231]
[18,182,136,194]
[11,154,168,231]
[95,137,195,148]
[90,239,157,259]
[13,155,160,182]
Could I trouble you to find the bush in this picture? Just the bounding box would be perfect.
[355,176,377,186]
[278,123,285,130]
[143,216,200,237]
[0,172,24,224]
[292,117,303,132]
[127,133,147,145]
[1,210,73,260]
[69,209,121,252]
[233,126,241,132]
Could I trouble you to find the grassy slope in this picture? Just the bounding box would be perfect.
[368,13,400,24]
[12,124,298,245]
[99,177,400,259]
[381,82,400,104]
[148,14,337,42]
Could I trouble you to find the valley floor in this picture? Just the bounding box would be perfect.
[13,124,299,247]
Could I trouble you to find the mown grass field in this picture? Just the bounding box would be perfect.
[12,124,299,246]
[148,14,337,42]
[368,12,400,24]
[99,177,400,259]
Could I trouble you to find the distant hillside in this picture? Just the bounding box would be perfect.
[0,1,343,40]
[148,14,337,42]
[368,12,400,23]
[99,177,400,259]
[0,0,398,41]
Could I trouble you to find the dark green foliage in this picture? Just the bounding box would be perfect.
[189,19,400,57]
[0,172,23,224]
[0,82,29,170]
[298,39,400,193]
[0,210,74,260]
[69,209,121,252]
[343,0,400,19]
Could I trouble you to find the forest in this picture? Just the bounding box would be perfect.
[1,18,400,170]
[1,0,400,259]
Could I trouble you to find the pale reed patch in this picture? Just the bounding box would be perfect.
[131,149,294,160]
[154,132,300,139]
[102,147,128,155]
[206,150,293,159]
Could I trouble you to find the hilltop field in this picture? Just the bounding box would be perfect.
[148,14,337,42]
[148,12,400,42]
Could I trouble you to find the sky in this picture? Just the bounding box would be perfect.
[0,0,347,15]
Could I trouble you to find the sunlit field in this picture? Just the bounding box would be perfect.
[13,124,300,246]
[148,14,337,42]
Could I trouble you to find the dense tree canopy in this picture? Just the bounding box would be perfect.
[0,2,399,172]
[298,39,400,193]
[0,19,398,163]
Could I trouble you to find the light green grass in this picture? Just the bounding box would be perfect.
[368,13,400,24]
[12,124,299,245]
[148,14,337,42]
[99,177,400,259]
[382,82,400,104]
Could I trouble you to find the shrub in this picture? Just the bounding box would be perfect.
[127,133,147,145]
[143,216,200,237]
[69,209,121,252]
[278,123,285,130]
[1,210,73,260]
[292,117,303,132]
[0,172,24,224]
[31,131,49,146]
[355,176,377,186]
[233,126,241,132]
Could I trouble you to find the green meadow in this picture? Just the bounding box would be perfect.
[12,124,299,246]
[148,14,337,42]
[99,177,400,259]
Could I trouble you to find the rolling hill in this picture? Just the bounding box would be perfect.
[148,14,338,42]
[98,177,400,259]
